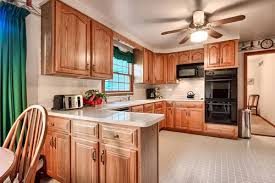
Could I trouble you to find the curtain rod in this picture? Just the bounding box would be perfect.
[1,0,41,16]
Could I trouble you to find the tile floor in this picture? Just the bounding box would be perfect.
[159,131,275,183]
[42,131,275,183]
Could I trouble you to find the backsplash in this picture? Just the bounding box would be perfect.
[154,78,205,99]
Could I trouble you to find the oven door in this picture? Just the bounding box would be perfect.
[205,78,237,100]
[205,101,237,125]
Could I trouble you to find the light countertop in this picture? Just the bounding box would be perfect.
[49,107,165,128]
[48,98,203,128]
[100,98,204,110]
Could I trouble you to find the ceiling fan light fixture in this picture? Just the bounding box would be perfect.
[193,10,205,26]
[190,30,208,43]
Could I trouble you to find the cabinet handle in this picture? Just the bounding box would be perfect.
[49,137,53,147]
[221,57,223,63]
[86,63,90,70]
[113,134,119,139]
[54,137,57,149]
[50,122,55,127]
[92,150,96,161]
[100,150,105,165]
[92,64,96,71]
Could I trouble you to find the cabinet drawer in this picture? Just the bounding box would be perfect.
[166,101,174,108]
[71,120,98,139]
[154,102,163,109]
[48,116,70,133]
[100,125,137,147]
[143,103,154,112]
[131,105,144,113]
[174,102,203,108]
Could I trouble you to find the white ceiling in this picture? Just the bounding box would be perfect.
[34,0,275,52]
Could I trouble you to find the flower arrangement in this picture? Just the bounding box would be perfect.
[83,89,107,106]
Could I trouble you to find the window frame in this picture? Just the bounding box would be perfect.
[102,59,134,96]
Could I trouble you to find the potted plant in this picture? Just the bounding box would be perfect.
[83,89,107,106]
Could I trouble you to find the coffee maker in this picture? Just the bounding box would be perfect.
[146,88,156,99]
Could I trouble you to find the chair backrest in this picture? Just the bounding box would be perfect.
[3,105,48,183]
[248,95,260,107]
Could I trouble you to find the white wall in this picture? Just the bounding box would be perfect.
[155,79,204,100]
[247,54,275,124]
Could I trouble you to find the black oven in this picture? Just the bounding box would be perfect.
[205,69,237,125]
[176,63,204,79]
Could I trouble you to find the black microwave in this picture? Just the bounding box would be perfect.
[176,63,204,79]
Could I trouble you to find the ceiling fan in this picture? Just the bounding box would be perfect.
[161,10,246,44]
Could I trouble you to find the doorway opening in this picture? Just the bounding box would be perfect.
[244,49,275,137]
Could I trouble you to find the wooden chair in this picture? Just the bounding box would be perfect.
[248,95,260,115]
[2,105,48,183]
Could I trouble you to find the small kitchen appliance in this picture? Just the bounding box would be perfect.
[154,87,162,99]
[177,63,204,79]
[187,91,195,99]
[146,88,156,99]
[53,94,83,110]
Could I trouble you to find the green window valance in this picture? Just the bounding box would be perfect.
[114,46,134,63]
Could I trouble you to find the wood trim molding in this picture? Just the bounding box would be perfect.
[243,49,275,108]
[113,31,143,51]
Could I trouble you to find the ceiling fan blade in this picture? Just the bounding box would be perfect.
[207,29,223,39]
[211,0,272,17]
[161,28,188,35]
[179,34,191,44]
[208,15,246,27]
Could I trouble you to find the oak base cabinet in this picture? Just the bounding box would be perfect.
[42,131,70,183]
[100,144,137,183]
[43,116,159,183]
[71,137,98,183]
[205,124,238,139]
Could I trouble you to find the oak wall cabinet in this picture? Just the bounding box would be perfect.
[204,40,238,70]
[178,49,204,65]
[134,48,154,84]
[91,21,113,79]
[153,53,167,84]
[166,53,178,84]
[41,0,113,79]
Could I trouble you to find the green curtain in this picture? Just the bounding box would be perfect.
[0,2,29,145]
[114,46,134,63]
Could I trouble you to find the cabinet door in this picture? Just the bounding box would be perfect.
[174,108,188,129]
[55,1,91,76]
[71,137,98,183]
[54,133,71,183]
[220,41,235,67]
[92,21,113,79]
[155,108,166,129]
[166,107,174,128]
[131,105,144,113]
[178,51,190,64]
[43,132,55,177]
[188,109,204,131]
[190,49,204,63]
[154,54,167,84]
[100,144,137,183]
[143,49,150,83]
[206,43,220,68]
[167,53,178,83]
[148,51,155,84]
